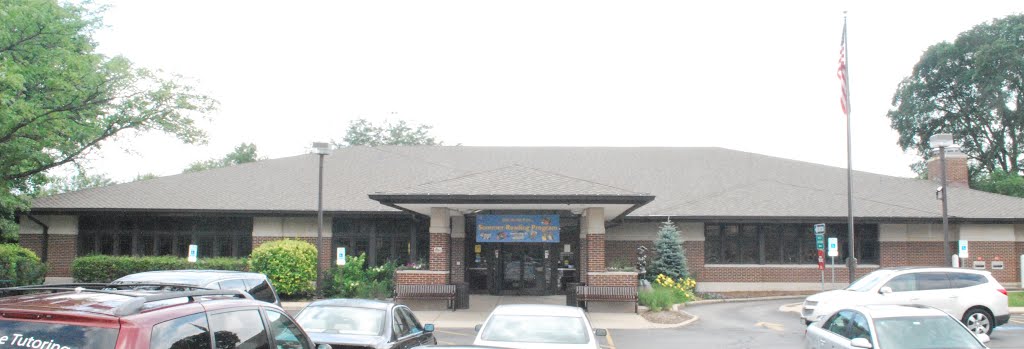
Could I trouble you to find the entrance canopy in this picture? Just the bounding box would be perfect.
[368,165,655,220]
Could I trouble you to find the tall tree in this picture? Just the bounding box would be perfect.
[334,119,442,147]
[36,171,116,196]
[184,143,262,173]
[648,220,689,280]
[0,1,216,236]
[887,14,1024,180]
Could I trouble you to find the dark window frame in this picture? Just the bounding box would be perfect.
[704,223,880,265]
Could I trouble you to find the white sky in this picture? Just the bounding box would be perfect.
[80,0,1023,182]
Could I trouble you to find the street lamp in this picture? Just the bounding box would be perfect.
[928,133,954,267]
[312,142,331,298]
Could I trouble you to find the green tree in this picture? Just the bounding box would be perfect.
[184,142,262,173]
[887,14,1024,179]
[972,170,1024,198]
[648,220,689,280]
[0,1,216,238]
[334,119,442,147]
[133,173,159,181]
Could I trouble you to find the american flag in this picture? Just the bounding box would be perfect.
[838,18,850,115]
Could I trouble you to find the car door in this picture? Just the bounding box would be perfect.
[913,272,958,314]
[807,310,855,349]
[262,308,314,349]
[390,307,416,349]
[397,307,434,346]
[877,273,921,305]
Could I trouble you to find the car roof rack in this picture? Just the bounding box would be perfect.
[0,287,253,316]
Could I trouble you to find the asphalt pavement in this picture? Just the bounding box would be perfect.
[431,299,1024,349]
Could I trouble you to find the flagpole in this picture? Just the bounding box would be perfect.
[842,12,857,284]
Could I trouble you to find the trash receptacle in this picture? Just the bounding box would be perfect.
[565,282,580,307]
[455,282,470,310]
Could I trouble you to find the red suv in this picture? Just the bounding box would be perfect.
[0,285,329,349]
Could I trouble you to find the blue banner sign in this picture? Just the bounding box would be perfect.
[476,214,560,243]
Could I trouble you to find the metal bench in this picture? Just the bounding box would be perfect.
[576,285,638,313]
[394,284,457,311]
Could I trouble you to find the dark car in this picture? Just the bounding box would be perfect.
[109,269,281,306]
[0,285,328,349]
[294,299,437,349]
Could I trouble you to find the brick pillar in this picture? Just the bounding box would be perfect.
[927,147,969,188]
[428,208,451,273]
[450,215,466,283]
[581,207,606,278]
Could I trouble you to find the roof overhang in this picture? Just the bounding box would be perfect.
[368,194,655,221]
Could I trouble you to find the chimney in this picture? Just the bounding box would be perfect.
[927,147,969,188]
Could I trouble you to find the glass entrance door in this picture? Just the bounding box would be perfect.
[499,244,550,295]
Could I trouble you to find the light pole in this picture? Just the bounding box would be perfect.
[312,142,331,298]
[929,134,954,267]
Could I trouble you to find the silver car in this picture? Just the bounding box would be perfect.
[801,267,1010,335]
[805,304,990,349]
[473,304,607,349]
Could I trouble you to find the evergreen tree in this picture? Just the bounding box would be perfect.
[649,219,689,280]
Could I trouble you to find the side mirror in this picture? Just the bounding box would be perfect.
[316,345,332,349]
[975,333,990,343]
[594,328,607,337]
[850,337,873,348]
[474,324,482,332]
[879,286,892,295]
[423,324,434,332]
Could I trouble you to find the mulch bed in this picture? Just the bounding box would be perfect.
[640,309,693,324]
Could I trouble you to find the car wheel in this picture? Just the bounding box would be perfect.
[962,308,994,335]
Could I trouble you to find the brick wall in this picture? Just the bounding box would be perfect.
[253,236,331,276]
[586,234,605,272]
[698,265,878,284]
[963,241,1018,284]
[20,234,76,278]
[579,234,588,283]
[451,237,465,283]
[395,270,448,285]
[685,241,704,280]
[880,241,955,267]
[587,272,638,287]
[429,233,450,272]
[605,240,655,268]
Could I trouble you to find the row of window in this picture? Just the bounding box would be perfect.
[704,223,879,265]
[77,217,253,258]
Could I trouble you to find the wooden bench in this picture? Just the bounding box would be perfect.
[394,284,457,311]
[576,285,638,313]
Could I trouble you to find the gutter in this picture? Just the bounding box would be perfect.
[24,214,48,263]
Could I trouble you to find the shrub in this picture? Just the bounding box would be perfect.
[324,253,395,299]
[248,239,317,297]
[71,255,248,283]
[638,287,677,312]
[638,273,699,311]
[0,244,47,286]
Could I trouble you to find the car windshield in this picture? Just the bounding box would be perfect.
[846,271,892,292]
[0,319,119,349]
[295,306,385,336]
[480,314,589,344]
[874,316,985,349]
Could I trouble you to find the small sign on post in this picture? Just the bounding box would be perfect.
[827,238,838,257]
[958,240,969,258]
[187,244,198,263]
[336,247,346,266]
[814,224,825,290]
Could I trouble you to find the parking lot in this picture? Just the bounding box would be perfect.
[432,299,1024,349]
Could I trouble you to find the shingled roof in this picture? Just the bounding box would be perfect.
[29,146,1024,221]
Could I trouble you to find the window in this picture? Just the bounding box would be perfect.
[825,310,855,338]
[151,313,211,349]
[265,310,311,349]
[704,223,880,265]
[244,278,278,304]
[950,273,987,288]
[210,310,269,349]
[398,308,423,335]
[848,312,872,342]
[334,218,421,267]
[884,274,917,292]
[916,272,951,290]
[217,279,247,292]
[77,216,251,258]
[392,309,411,338]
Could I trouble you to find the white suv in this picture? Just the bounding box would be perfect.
[801,267,1010,335]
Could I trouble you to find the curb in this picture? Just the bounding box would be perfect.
[686,295,810,306]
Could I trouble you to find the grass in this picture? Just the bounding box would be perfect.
[638,285,694,312]
[1010,291,1024,307]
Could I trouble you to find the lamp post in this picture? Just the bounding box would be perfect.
[312,142,331,298]
[929,134,954,267]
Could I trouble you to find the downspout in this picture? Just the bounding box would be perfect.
[25,214,49,263]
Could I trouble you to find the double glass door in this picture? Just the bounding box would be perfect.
[495,244,551,295]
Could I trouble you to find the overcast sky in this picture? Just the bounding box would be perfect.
[81,0,1022,182]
